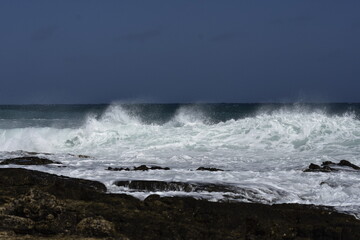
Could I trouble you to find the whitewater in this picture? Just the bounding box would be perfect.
[1,103,360,217]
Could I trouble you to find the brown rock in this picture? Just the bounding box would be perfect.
[0,215,34,233]
[76,217,116,237]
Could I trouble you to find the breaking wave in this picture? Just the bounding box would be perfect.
[0,104,359,157]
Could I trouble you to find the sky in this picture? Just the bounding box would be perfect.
[0,0,360,104]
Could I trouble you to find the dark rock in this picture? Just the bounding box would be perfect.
[304,163,334,172]
[133,165,170,171]
[338,159,360,170]
[1,188,77,235]
[107,165,170,171]
[1,168,360,240]
[305,160,360,173]
[322,161,336,166]
[77,155,91,159]
[0,215,34,233]
[115,180,246,195]
[76,217,116,237]
[197,167,224,171]
[0,157,61,165]
[115,180,194,192]
[147,166,170,171]
[0,168,106,200]
[133,165,149,171]
[107,167,130,171]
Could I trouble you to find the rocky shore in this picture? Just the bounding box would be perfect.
[0,168,359,240]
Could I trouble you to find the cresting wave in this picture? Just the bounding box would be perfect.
[0,104,359,156]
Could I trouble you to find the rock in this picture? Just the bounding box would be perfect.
[338,160,360,170]
[304,163,334,172]
[107,165,170,171]
[114,180,241,194]
[0,168,106,200]
[1,188,78,235]
[76,217,116,237]
[1,168,360,240]
[304,160,360,172]
[196,167,224,172]
[0,157,61,165]
[0,215,34,233]
[133,165,170,171]
[107,167,130,171]
[77,155,91,159]
[115,180,194,192]
[147,166,170,171]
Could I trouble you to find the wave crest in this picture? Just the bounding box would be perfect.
[0,104,359,155]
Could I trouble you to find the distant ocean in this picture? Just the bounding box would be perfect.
[1,103,360,217]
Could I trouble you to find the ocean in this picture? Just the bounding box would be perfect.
[0,103,360,217]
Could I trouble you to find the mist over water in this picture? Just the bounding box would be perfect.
[1,103,360,217]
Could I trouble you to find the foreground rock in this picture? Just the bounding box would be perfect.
[1,168,360,240]
[304,160,360,172]
[0,157,61,165]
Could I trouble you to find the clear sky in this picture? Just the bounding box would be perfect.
[0,0,359,104]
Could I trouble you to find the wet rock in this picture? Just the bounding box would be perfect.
[107,167,130,171]
[114,180,238,194]
[1,168,360,240]
[107,165,170,171]
[133,165,170,171]
[303,163,334,172]
[115,180,193,192]
[0,168,106,200]
[76,217,116,237]
[331,159,360,170]
[196,167,224,172]
[304,160,360,172]
[0,157,61,165]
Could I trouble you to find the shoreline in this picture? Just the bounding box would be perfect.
[0,168,359,240]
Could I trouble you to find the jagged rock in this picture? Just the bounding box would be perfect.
[107,165,170,171]
[0,168,106,200]
[1,168,360,240]
[107,167,131,171]
[304,163,334,172]
[133,165,170,171]
[114,180,240,194]
[115,180,194,192]
[0,157,61,165]
[324,159,360,170]
[1,189,77,235]
[196,167,224,172]
[304,160,360,172]
[0,215,34,233]
[76,217,116,237]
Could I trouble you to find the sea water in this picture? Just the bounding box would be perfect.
[0,103,360,217]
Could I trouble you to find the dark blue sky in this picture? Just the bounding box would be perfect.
[1,0,359,104]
